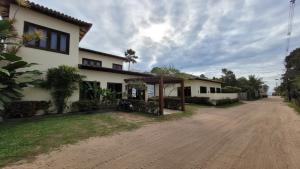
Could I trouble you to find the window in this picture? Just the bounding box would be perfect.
[107,83,122,99]
[178,86,191,97]
[82,58,102,67]
[112,64,123,70]
[216,88,221,93]
[23,22,70,54]
[210,87,216,93]
[200,86,207,93]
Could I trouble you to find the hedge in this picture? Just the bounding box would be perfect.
[212,98,239,106]
[222,86,241,93]
[148,97,182,110]
[71,100,118,112]
[185,97,210,105]
[118,99,159,115]
[4,101,51,118]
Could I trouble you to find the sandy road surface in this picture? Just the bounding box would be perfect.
[5,97,300,169]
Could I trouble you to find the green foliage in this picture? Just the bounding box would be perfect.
[185,97,211,105]
[118,99,159,114]
[213,98,239,106]
[222,86,242,93]
[125,49,138,70]
[221,68,238,87]
[4,101,50,118]
[71,100,118,112]
[79,81,116,102]
[0,20,41,114]
[43,65,85,113]
[0,112,140,167]
[148,97,183,110]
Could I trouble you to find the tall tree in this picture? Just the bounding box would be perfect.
[199,74,207,79]
[221,68,238,87]
[125,49,138,71]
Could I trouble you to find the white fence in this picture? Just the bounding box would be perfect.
[205,93,239,100]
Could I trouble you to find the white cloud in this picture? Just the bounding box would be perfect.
[31,0,300,92]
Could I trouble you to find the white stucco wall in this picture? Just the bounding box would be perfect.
[156,80,222,97]
[79,51,124,69]
[10,4,81,103]
[154,79,238,100]
[79,69,147,99]
[10,4,80,71]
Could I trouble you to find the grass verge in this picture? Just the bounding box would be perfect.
[0,105,198,167]
[288,102,300,114]
[0,113,140,167]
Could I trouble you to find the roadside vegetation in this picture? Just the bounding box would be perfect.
[0,105,198,167]
[275,48,300,112]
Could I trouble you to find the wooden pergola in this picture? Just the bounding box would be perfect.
[125,76,185,115]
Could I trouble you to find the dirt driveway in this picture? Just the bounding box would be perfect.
[5,97,300,169]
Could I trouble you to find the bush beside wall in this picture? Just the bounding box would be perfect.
[4,101,51,118]
[118,99,159,115]
[222,86,241,93]
[185,97,211,105]
[212,98,239,106]
[148,97,182,110]
[71,100,118,112]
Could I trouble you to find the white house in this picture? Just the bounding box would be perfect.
[0,0,237,108]
[159,78,238,100]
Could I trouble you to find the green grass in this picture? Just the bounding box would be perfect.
[288,102,300,114]
[0,113,141,167]
[0,106,199,167]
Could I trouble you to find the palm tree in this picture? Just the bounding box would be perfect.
[125,49,138,71]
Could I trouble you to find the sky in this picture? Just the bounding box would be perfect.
[32,0,300,92]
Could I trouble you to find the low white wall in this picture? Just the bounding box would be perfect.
[206,93,238,100]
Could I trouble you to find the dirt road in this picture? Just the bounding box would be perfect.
[5,97,300,169]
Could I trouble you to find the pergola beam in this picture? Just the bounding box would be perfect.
[159,76,164,115]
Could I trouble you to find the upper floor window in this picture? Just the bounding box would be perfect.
[82,58,102,67]
[23,22,70,54]
[112,64,123,70]
[210,87,216,93]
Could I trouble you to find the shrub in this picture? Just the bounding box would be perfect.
[148,97,182,110]
[42,65,85,114]
[185,97,210,105]
[118,99,159,115]
[71,100,118,112]
[4,101,51,118]
[222,86,241,93]
[213,98,239,106]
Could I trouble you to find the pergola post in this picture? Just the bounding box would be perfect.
[159,76,164,115]
[180,79,185,111]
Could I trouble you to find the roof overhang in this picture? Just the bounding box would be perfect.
[125,76,184,84]
[188,77,223,84]
[0,0,92,41]
[78,64,153,77]
[79,48,127,61]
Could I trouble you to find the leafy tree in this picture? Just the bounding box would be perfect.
[0,19,41,113]
[282,48,300,100]
[151,65,180,75]
[237,77,249,92]
[220,68,238,87]
[125,49,138,70]
[199,74,207,79]
[43,65,85,113]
